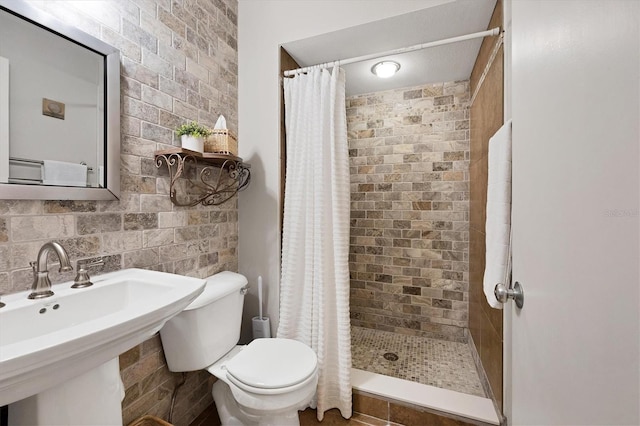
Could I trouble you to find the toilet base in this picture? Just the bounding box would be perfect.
[212,380,304,426]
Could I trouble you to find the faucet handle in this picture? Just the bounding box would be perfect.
[72,258,104,289]
[77,259,104,269]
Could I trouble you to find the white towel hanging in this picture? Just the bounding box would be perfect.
[42,160,87,187]
[483,120,512,309]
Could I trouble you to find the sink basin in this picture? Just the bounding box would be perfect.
[0,268,205,406]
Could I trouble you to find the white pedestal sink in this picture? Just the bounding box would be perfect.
[9,358,124,425]
[0,268,206,425]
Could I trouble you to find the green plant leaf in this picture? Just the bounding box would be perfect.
[176,121,212,137]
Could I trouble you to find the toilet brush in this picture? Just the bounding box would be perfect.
[252,276,271,339]
[259,276,263,320]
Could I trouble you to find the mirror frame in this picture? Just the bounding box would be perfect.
[0,0,120,201]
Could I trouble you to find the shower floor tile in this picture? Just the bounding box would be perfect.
[351,326,485,397]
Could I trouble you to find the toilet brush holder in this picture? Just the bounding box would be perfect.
[252,316,271,339]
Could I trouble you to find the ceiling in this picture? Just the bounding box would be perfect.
[282,0,498,96]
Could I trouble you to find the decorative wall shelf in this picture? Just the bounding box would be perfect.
[154,148,251,206]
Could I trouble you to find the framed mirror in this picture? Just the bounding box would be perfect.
[0,0,120,200]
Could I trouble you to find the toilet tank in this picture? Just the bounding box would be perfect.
[160,271,248,372]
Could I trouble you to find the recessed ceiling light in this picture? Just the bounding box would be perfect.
[371,61,400,78]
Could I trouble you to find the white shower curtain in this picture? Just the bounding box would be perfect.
[278,67,352,421]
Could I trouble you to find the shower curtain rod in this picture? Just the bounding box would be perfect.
[283,27,501,76]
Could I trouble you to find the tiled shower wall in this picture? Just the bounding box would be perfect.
[0,0,238,424]
[347,81,470,342]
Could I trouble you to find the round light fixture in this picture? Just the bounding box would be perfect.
[371,61,400,78]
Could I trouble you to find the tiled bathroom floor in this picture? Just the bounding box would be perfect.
[351,326,486,397]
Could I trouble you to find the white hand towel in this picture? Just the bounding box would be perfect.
[483,120,512,309]
[42,160,87,187]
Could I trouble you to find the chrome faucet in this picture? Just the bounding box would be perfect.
[28,241,73,299]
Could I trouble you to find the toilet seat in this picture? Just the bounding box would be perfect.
[226,365,317,396]
[224,338,317,395]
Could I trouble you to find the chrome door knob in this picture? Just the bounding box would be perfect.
[494,281,524,309]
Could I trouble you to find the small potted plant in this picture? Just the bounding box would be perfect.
[176,121,212,153]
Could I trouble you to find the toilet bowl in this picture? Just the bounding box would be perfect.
[160,272,318,426]
[208,340,318,425]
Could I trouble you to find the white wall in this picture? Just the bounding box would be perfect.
[237,0,446,341]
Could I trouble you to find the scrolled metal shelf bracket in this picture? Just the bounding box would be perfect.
[155,150,251,207]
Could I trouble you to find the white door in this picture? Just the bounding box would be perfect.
[508,0,639,424]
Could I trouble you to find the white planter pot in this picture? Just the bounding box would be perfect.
[181,135,204,153]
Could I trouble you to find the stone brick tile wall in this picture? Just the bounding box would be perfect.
[0,0,238,424]
[347,81,470,342]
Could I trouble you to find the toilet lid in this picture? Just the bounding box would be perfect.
[225,338,317,389]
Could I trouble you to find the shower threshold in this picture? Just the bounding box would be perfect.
[350,326,500,424]
[351,368,500,425]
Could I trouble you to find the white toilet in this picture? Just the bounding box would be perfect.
[160,271,318,426]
